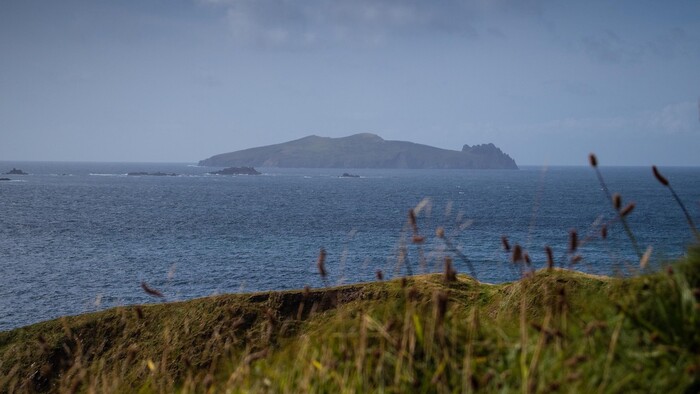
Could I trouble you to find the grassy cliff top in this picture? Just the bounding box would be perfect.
[1,246,699,392]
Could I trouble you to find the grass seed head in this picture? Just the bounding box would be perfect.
[569,229,578,253]
[652,165,669,186]
[444,257,457,282]
[317,248,327,278]
[376,270,384,281]
[589,153,598,167]
[620,202,635,217]
[613,193,622,210]
[512,244,523,263]
[412,235,425,244]
[140,281,164,298]
[501,236,511,252]
[436,227,445,238]
[545,246,554,269]
[135,306,144,319]
[408,209,418,233]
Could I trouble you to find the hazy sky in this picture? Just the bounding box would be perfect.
[1,0,699,165]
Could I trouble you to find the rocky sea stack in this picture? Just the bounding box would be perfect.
[199,133,517,169]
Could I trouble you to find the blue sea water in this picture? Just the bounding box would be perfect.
[0,162,698,331]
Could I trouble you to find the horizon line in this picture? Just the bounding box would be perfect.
[1,159,699,168]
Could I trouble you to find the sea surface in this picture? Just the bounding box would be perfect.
[1,162,699,331]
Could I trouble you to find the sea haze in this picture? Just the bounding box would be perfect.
[1,162,698,331]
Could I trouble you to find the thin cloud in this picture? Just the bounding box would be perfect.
[648,101,699,134]
[646,27,700,60]
[197,0,543,48]
[581,27,700,64]
[581,30,643,64]
[514,101,699,135]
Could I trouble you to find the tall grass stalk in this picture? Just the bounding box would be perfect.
[652,165,700,241]
[589,153,643,258]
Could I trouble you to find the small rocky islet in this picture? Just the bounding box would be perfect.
[208,166,261,175]
[4,168,28,175]
[339,173,360,178]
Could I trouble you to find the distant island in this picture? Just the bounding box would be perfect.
[4,168,28,175]
[199,133,517,169]
[209,166,261,175]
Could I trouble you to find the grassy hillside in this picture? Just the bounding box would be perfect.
[1,244,699,393]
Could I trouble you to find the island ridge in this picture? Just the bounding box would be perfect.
[199,133,517,169]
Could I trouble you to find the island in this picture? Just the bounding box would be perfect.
[127,172,178,176]
[4,168,28,175]
[199,133,517,169]
[339,173,360,178]
[208,166,261,175]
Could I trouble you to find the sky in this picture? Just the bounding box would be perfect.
[1,0,699,166]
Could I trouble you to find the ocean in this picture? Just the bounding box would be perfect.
[1,162,698,331]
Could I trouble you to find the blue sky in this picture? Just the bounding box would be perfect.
[1,0,699,165]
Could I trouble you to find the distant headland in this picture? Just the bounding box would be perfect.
[199,133,517,170]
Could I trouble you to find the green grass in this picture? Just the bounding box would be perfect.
[1,245,699,393]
